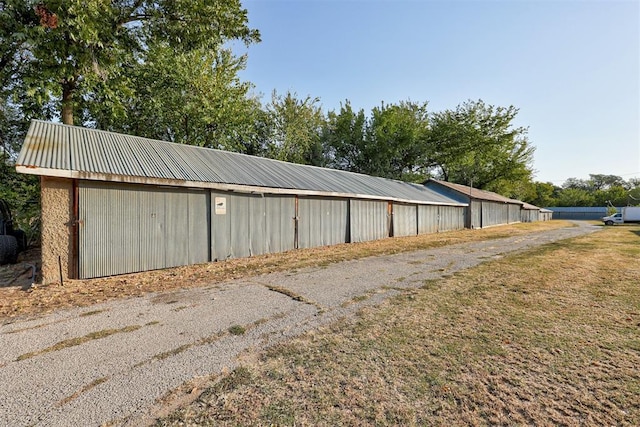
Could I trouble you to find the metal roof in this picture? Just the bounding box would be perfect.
[426,179,524,205]
[521,202,542,211]
[17,121,465,206]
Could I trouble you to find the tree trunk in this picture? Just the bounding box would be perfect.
[61,80,75,125]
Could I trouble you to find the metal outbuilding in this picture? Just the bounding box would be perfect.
[521,202,553,222]
[539,208,554,222]
[424,179,528,229]
[17,121,467,282]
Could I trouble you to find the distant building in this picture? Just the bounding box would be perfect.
[425,179,526,228]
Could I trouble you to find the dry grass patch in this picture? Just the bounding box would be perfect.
[156,224,640,426]
[58,376,109,407]
[0,221,571,319]
[16,325,142,361]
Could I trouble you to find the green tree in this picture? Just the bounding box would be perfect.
[555,175,638,207]
[628,178,640,206]
[427,99,535,193]
[555,188,596,207]
[526,181,559,207]
[588,174,628,191]
[266,90,325,165]
[1,0,259,125]
[594,186,629,207]
[322,101,367,172]
[89,45,264,152]
[364,101,430,181]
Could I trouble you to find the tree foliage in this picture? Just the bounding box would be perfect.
[323,101,367,173]
[322,100,429,181]
[266,90,325,166]
[543,174,640,207]
[426,100,535,196]
[1,0,260,126]
[89,45,264,152]
[364,101,430,181]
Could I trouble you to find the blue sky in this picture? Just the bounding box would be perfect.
[235,0,640,185]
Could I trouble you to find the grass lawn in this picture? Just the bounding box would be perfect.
[156,224,640,426]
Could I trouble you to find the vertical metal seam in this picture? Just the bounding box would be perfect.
[72,179,79,279]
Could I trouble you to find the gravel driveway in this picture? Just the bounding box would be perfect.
[0,222,599,426]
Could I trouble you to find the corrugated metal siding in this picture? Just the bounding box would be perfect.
[547,207,607,220]
[393,203,417,237]
[438,206,465,232]
[508,204,521,224]
[188,191,210,263]
[79,183,139,278]
[350,200,388,243]
[248,194,267,256]
[470,200,482,229]
[418,205,439,234]
[481,202,509,227]
[298,197,348,249]
[79,182,208,279]
[229,193,250,258]
[210,191,266,260]
[265,195,295,253]
[19,121,465,207]
[507,204,522,224]
[521,209,538,223]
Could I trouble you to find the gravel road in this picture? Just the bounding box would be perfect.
[0,222,599,426]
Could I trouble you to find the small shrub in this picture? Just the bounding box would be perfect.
[228,325,246,335]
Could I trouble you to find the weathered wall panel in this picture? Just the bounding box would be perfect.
[470,200,482,229]
[393,203,417,237]
[138,188,166,271]
[298,197,348,249]
[324,198,349,246]
[79,182,208,279]
[417,205,439,234]
[210,192,232,261]
[521,209,539,223]
[211,192,295,259]
[481,201,509,228]
[265,195,295,253]
[439,205,465,232]
[248,194,267,256]
[230,193,251,258]
[211,191,258,260]
[350,200,388,243]
[188,191,210,263]
[508,204,521,224]
[82,184,141,277]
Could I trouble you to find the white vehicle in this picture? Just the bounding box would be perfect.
[602,206,640,225]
